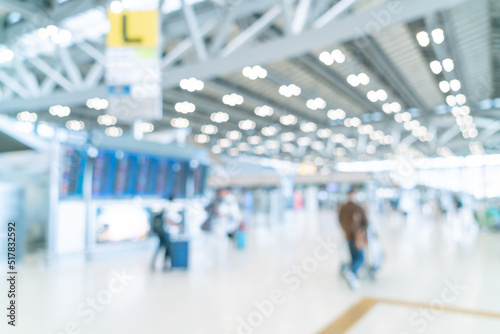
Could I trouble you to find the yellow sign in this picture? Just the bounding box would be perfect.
[107,10,159,48]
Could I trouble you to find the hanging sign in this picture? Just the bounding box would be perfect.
[105,10,162,122]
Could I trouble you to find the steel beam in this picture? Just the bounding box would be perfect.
[162,0,467,87]
[313,0,357,29]
[220,5,283,58]
[181,0,208,61]
[292,0,313,34]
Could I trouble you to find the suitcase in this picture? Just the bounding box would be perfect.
[170,239,189,268]
[236,231,246,250]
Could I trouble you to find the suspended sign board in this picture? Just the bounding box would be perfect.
[106,10,162,122]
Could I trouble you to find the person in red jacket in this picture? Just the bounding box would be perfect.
[338,190,369,288]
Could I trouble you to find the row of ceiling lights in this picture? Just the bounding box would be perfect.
[416,29,478,141]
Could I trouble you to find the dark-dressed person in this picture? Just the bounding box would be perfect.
[338,190,369,289]
[151,204,179,271]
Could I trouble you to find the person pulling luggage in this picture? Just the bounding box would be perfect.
[338,189,369,289]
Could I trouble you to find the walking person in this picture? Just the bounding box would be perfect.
[338,189,369,289]
[151,201,179,271]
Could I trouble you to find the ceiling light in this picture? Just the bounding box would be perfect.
[171,117,189,128]
[265,140,280,150]
[201,124,218,135]
[439,81,450,93]
[334,147,346,156]
[311,141,325,150]
[254,146,266,155]
[357,73,370,86]
[382,103,392,114]
[442,58,454,72]
[279,84,301,97]
[280,114,298,126]
[456,94,467,105]
[242,65,267,80]
[194,134,210,144]
[319,51,334,65]
[110,1,123,13]
[281,143,295,153]
[331,134,345,143]
[306,98,326,110]
[358,124,374,135]
[210,111,229,123]
[367,91,378,102]
[105,126,123,137]
[460,106,470,115]
[403,121,412,131]
[446,95,457,106]
[261,126,277,137]
[347,74,359,87]
[212,145,222,154]
[218,138,232,148]
[416,31,430,47]
[255,105,274,117]
[366,144,376,154]
[238,119,256,130]
[300,122,317,133]
[228,148,239,156]
[175,101,196,114]
[394,113,403,123]
[430,60,442,74]
[350,117,361,127]
[327,108,346,120]
[281,132,295,142]
[331,49,346,63]
[401,112,412,122]
[180,77,204,92]
[237,142,249,151]
[17,111,37,122]
[222,93,244,106]
[432,29,445,44]
[226,130,242,140]
[450,79,461,92]
[49,105,71,117]
[317,128,332,138]
[0,48,15,64]
[344,138,357,148]
[297,137,311,146]
[377,89,388,101]
[142,122,154,133]
[86,98,108,110]
[97,115,117,126]
[383,135,393,145]
[248,136,262,145]
[36,124,54,138]
[391,102,402,113]
[66,120,85,131]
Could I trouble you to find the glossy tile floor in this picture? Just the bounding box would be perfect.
[4,208,500,334]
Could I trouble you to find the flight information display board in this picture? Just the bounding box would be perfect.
[60,147,87,197]
[60,146,208,199]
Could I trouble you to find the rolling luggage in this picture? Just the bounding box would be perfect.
[170,239,189,269]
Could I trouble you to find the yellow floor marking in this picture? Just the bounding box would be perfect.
[378,297,500,319]
[319,298,378,334]
[320,297,500,333]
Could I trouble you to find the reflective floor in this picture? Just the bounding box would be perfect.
[5,208,500,334]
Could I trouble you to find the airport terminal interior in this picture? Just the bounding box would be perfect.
[1,0,500,333]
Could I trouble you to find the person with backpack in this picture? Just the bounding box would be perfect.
[151,198,180,271]
[338,189,369,289]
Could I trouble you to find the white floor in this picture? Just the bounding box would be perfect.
[3,208,500,334]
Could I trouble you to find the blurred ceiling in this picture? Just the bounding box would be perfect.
[0,0,498,165]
